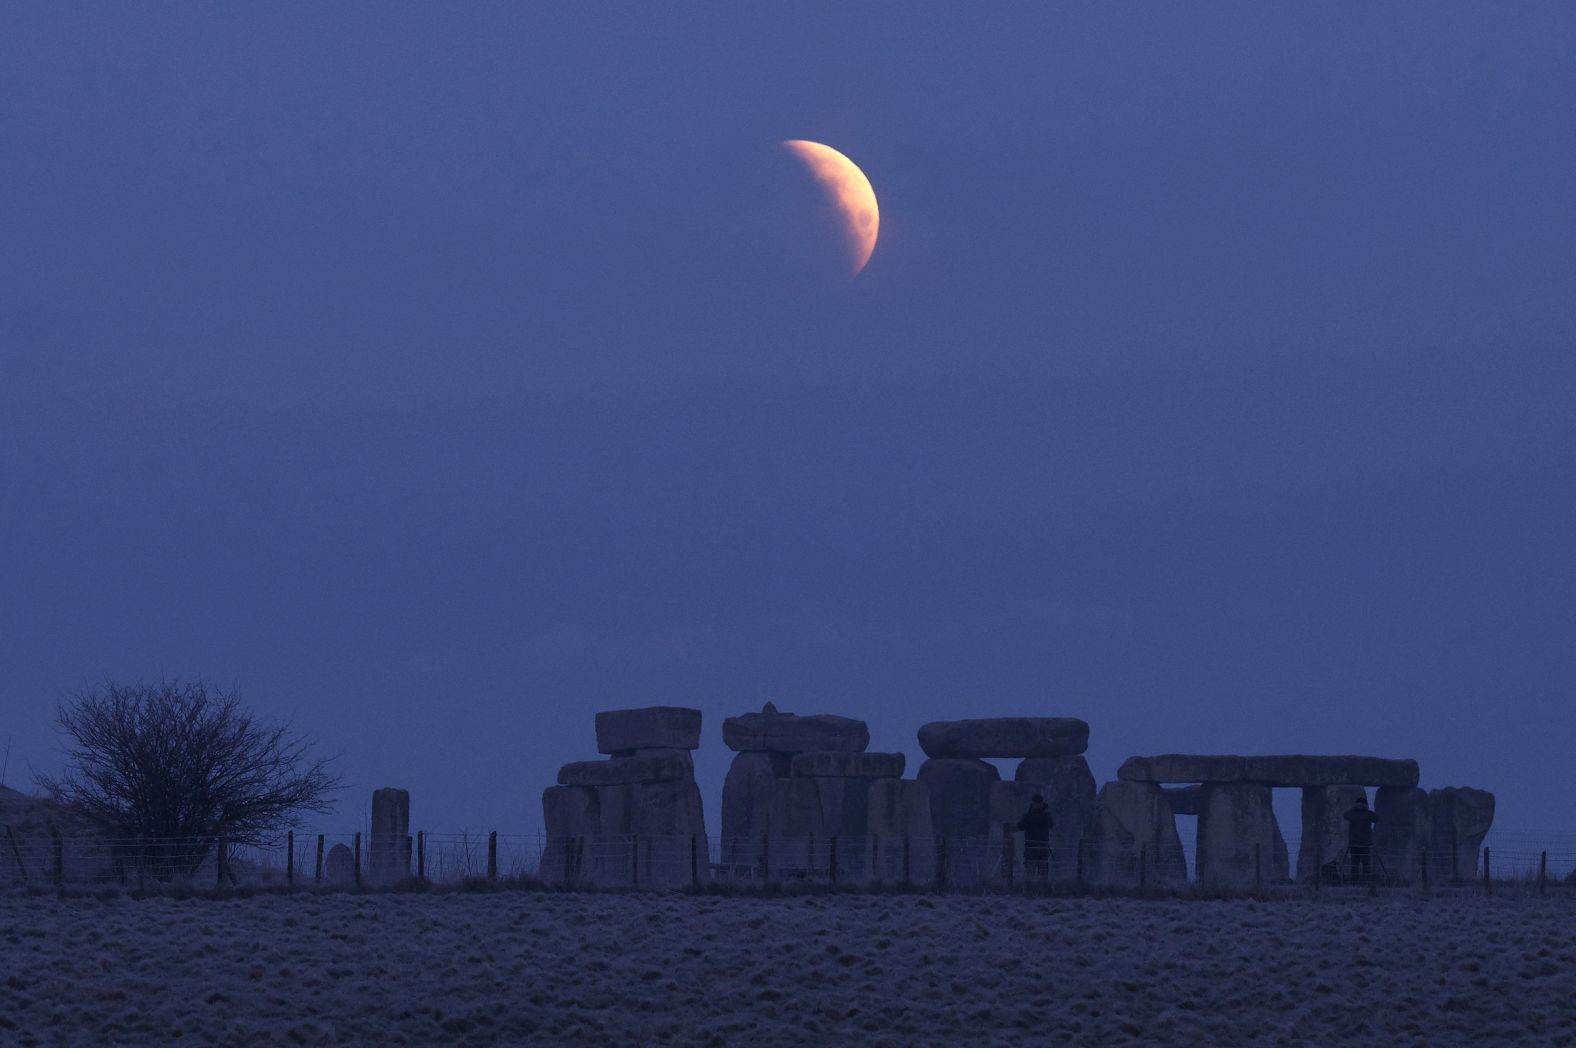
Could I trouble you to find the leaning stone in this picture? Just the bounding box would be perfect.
[1429,787,1495,879]
[722,708,869,754]
[1374,786,1432,883]
[1015,755,1099,871]
[918,718,1089,759]
[790,752,905,779]
[369,787,411,886]
[1196,783,1289,889]
[324,842,356,886]
[1094,781,1186,886]
[557,755,689,787]
[867,779,935,885]
[540,785,600,883]
[1297,785,1367,882]
[595,706,701,754]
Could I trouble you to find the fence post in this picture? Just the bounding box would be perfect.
[1138,843,1148,890]
[869,832,879,885]
[416,831,426,883]
[808,833,816,881]
[51,828,64,888]
[936,838,948,891]
[315,834,325,884]
[1482,847,1491,895]
[759,834,769,884]
[4,826,27,884]
[1002,833,1014,889]
[217,837,228,887]
[488,831,498,881]
[690,834,699,889]
[287,830,295,889]
[1254,843,1262,890]
[902,835,910,884]
[1075,838,1085,889]
[1419,849,1428,891]
[829,836,838,886]
[630,834,639,889]
[1313,845,1321,893]
[1539,850,1547,896]
[353,832,362,891]
[137,835,146,893]
[1450,826,1460,882]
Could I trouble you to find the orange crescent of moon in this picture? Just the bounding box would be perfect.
[782,139,880,276]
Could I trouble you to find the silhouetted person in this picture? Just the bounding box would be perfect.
[1015,794,1054,882]
[1343,795,1379,882]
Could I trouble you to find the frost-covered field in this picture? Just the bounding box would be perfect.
[3,889,1574,1045]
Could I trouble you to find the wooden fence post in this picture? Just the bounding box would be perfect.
[137,835,145,893]
[1539,850,1547,895]
[759,834,769,884]
[1138,843,1148,890]
[1075,838,1085,889]
[51,828,63,888]
[902,835,910,884]
[1254,843,1262,889]
[416,830,426,883]
[936,839,948,891]
[1002,833,1014,888]
[1450,826,1460,882]
[690,834,700,889]
[217,837,228,887]
[353,832,362,890]
[1419,850,1428,891]
[829,836,838,885]
[4,826,27,884]
[630,834,639,888]
[488,831,498,881]
[287,830,295,888]
[1482,847,1491,895]
[315,834,325,884]
[869,832,879,885]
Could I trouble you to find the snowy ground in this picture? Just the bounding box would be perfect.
[2,888,1573,1045]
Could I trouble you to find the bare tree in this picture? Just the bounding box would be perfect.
[38,680,340,878]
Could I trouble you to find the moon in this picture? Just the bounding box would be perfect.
[781,140,880,276]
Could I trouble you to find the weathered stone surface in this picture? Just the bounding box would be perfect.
[1429,787,1495,879]
[1118,754,1419,788]
[1162,785,1202,816]
[722,708,869,754]
[867,778,935,884]
[369,787,410,886]
[1095,781,1186,886]
[721,751,785,867]
[595,779,707,889]
[1196,783,1289,888]
[916,758,999,841]
[765,778,826,879]
[791,751,905,779]
[1015,755,1099,870]
[1375,786,1432,883]
[1297,785,1367,882]
[557,755,689,787]
[918,718,1089,759]
[540,785,600,883]
[595,706,701,754]
[324,843,356,886]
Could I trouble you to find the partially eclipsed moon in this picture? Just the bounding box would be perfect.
[782,139,879,276]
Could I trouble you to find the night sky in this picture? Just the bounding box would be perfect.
[4,4,1573,846]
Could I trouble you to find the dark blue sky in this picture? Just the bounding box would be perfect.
[4,4,1573,846]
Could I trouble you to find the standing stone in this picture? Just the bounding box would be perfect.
[764,778,826,880]
[867,778,935,884]
[721,751,788,868]
[369,788,410,886]
[1375,786,1432,883]
[1429,787,1495,880]
[324,843,356,886]
[1297,785,1367,883]
[595,706,702,754]
[917,758,1000,884]
[541,785,600,884]
[1016,755,1098,872]
[1095,781,1186,886]
[1196,783,1288,889]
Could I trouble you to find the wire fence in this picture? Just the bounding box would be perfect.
[4,826,1574,898]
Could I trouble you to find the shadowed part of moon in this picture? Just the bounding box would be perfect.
[781,139,880,276]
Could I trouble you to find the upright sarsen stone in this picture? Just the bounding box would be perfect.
[1196,783,1288,889]
[721,751,786,867]
[917,758,1000,884]
[1429,787,1495,880]
[1375,786,1432,883]
[1016,755,1098,870]
[867,778,934,884]
[369,788,410,886]
[1297,785,1367,882]
[1095,781,1186,886]
[541,785,600,883]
